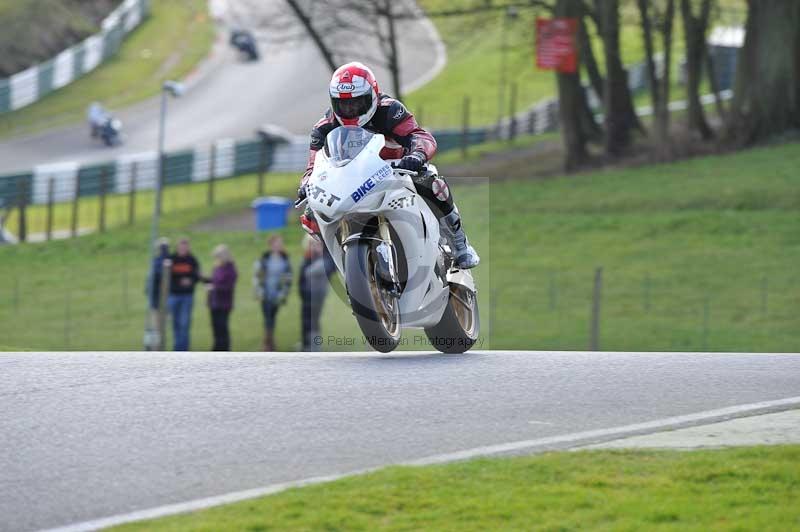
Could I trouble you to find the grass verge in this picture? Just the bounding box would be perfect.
[0,0,215,139]
[111,445,800,531]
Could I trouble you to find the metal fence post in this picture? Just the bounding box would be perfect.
[761,275,768,316]
[508,82,518,141]
[71,175,80,238]
[207,143,216,206]
[258,140,267,196]
[98,168,107,233]
[64,291,71,349]
[590,267,603,351]
[643,273,651,313]
[46,178,54,241]
[157,153,164,216]
[16,179,27,243]
[461,96,470,159]
[702,296,710,350]
[122,270,129,313]
[128,161,137,225]
[489,285,499,349]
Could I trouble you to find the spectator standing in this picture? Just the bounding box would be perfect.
[145,237,170,349]
[299,236,334,351]
[168,238,201,351]
[253,235,292,351]
[203,244,238,351]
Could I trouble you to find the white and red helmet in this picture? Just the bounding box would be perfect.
[329,62,380,127]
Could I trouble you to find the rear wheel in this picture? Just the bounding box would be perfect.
[424,284,480,354]
[345,241,401,353]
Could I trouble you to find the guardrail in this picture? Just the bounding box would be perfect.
[0,0,150,114]
[0,103,563,215]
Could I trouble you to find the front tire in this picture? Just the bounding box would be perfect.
[424,284,480,354]
[345,241,401,353]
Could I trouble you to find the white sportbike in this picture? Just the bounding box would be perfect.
[300,126,479,353]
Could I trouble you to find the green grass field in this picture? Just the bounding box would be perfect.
[0,0,215,139]
[111,445,800,531]
[0,139,797,352]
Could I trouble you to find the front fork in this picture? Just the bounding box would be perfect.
[375,216,401,297]
[341,216,401,298]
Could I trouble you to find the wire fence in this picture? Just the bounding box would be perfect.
[0,265,795,352]
[487,268,800,353]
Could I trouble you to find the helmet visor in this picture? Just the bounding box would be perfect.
[332,93,372,120]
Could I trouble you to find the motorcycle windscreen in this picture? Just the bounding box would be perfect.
[325,126,374,168]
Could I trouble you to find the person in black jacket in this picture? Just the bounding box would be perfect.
[145,237,170,349]
[168,238,201,351]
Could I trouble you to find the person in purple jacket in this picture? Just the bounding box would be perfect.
[202,244,238,351]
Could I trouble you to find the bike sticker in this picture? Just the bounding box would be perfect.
[309,185,341,207]
[351,178,376,202]
[352,165,392,203]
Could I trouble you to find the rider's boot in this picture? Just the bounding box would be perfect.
[440,206,480,269]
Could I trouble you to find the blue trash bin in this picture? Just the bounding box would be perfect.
[251,197,293,231]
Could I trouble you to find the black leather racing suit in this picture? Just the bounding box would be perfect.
[300,93,455,217]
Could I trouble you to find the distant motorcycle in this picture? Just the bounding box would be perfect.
[230,29,259,61]
[99,117,123,147]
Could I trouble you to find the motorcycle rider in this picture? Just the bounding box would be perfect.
[87,102,108,138]
[297,61,480,269]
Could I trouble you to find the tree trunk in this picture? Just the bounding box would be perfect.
[558,73,591,170]
[638,0,675,159]
[638,0,661,115]
[728,0,800,144]
[579,16,604,101]
[657,0,676,158]
[601,0,641,155]
[555,0,591,170]
[283,0,336,71]
[382,0,402,100]
[681,0,713,139]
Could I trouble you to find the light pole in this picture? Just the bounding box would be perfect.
[149,80,184,251]
[497,6,519,127]
[144,80,184,350]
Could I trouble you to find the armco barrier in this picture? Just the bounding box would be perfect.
[0,112,561,211]
[0,0,150,114]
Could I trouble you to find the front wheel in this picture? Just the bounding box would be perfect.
[345,241,401,353]
[424,284,480,354]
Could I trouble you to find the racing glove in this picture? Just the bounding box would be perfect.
[296,184,307,204]
[393,151,426,173]
[296,173,311,206]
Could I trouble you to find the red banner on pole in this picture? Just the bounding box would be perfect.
[536,18,579,73]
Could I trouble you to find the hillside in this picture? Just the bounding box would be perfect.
[0,0,121,77]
